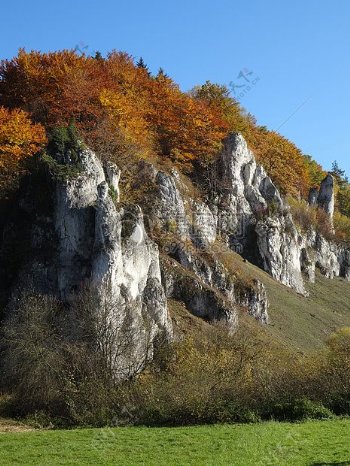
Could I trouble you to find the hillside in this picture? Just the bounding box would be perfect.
[216,249,350,351]
[0,49,350,427]
[167,244,350,352]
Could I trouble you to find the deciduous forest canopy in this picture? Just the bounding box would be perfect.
[0,48,349,219]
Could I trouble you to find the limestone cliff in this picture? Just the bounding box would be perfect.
[1,132,350,375]
[138,133,350,300]
[1,148,172,378]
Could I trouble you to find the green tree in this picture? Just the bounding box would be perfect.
[331,160,348,187]
[331,161,350,217]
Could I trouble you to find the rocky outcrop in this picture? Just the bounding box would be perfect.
[171,243,268,323]
[308,173,335,226]
[141,142,271,323]
[145,134,306,296]
[141,133,349,298]
[213,134,307,295]
[301,231,350,281]
[160,256,238,329]
[2,130,350,376]
[317,174,335,218]
[153,170,189,238]
[5,148,172,378]
[215,134,284,243]
[256,216,306,295]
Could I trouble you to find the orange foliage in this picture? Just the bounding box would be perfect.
[0,50,326,196]
[0,106,46,164]
[0,50,227,168]
[0,49,109,129]
[192,82,314,197]
[0,106,46,192]
[252,130,310,197]
[145,75,228,167]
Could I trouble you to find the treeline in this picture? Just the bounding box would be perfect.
[0,293,349,427]
[0,48,337,200]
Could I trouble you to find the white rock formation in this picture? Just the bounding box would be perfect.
[144,133,350,298]
[52,149,172,377]
[317,174,335,218]
[4,132,350,376]
[143,135,272,321]
[213,134,307,295]
[256,216,306,295]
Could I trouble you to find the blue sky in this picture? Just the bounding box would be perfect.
[1,0,350,175]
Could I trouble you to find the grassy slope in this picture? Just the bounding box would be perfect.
[0,420,349,465]
[169,248,350,352]
[213,246,350,352]
[193,245,350,352]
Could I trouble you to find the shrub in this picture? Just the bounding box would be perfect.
[271,398,333,421]
[47,122,81,163]
[0,294,67,415]
[41,122,83,181]
[288,196,338,241]
[0,291,141,426]
[1,292,350,427]
[334,211,350,244]
[287,196,317,232]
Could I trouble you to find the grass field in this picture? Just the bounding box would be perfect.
[0,419,349,465]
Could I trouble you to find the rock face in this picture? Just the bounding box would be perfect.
[2,132,350,375]
[6,148,172,379]
[144,134,306,296]
[213,134,307,295]
[308,174,335,220]
[255,216,306,295]
[138,139,271,325]
[214,134,284,253]
[303,232,350,281]
[317,174,335,218]
[140,133,350,299]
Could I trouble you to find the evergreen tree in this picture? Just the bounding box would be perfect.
[136,57,147,69]
[136,57,151,76]
[94,51,103,60]
[331,160,349,186]
[156,67,168,79]
[331,161,350,218]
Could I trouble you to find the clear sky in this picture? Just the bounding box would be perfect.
[1,0,350,175]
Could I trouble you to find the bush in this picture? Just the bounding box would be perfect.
[47,122,81,163]
[41,122,83,182]
[271,398,333,421]
[334,211,350,244]
[1,291,350,427]
[0,292,133,426]
[288,196,338,241]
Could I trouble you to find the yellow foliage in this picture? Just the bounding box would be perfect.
[0,106,46,194]
[100,89,152,152]
[0,106,46,167]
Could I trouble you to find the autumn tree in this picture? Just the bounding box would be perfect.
[253,130,310,197]
[0,49,339,196]
[304,155,326,188]
[191,81,311,196]
[0,49,108,130]
[0,106,46,194]
[146,76,227,168]
[191,81,249,135]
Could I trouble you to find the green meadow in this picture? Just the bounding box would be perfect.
[0,419,349,465]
